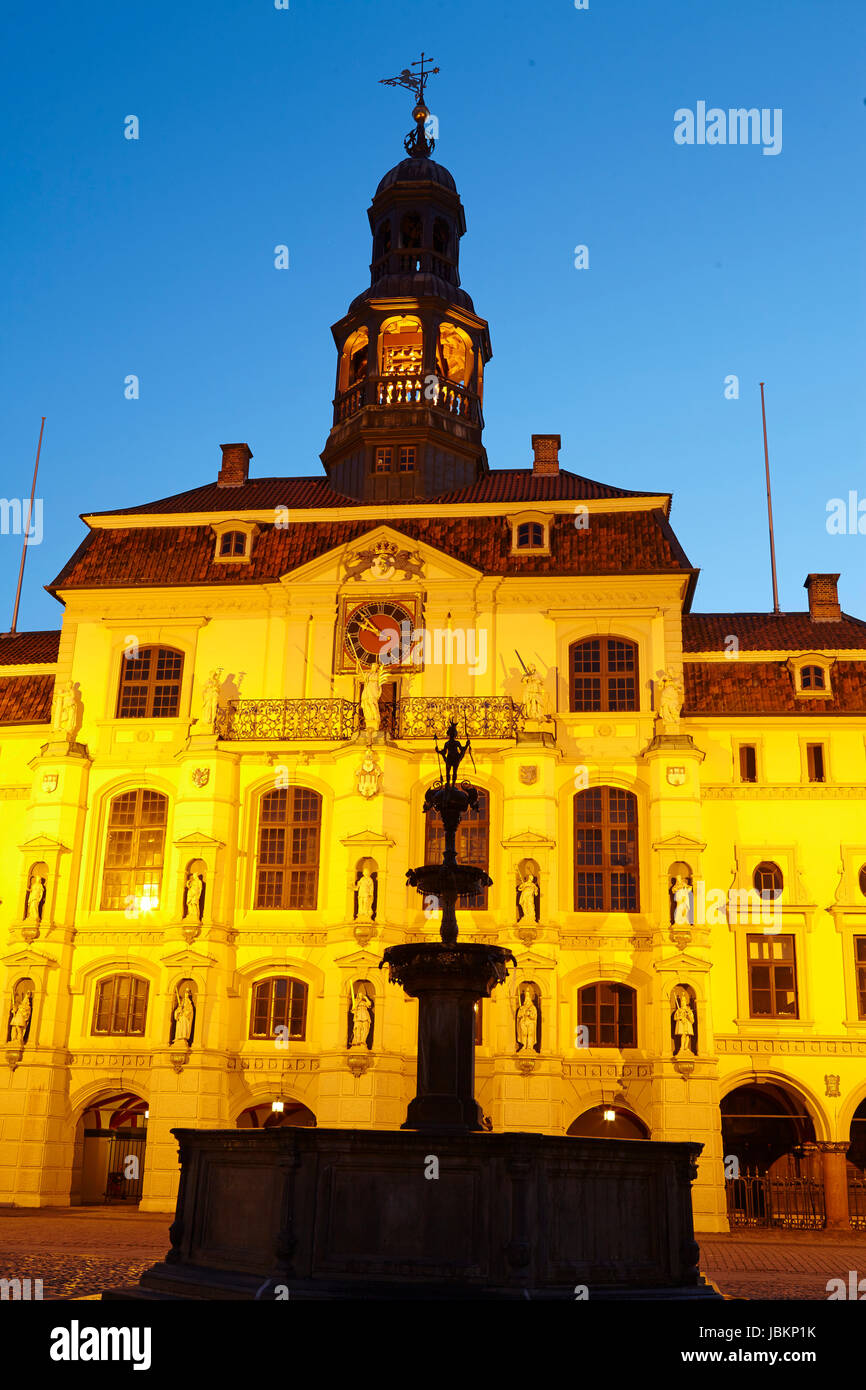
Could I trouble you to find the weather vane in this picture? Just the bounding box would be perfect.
[379,52,440,158]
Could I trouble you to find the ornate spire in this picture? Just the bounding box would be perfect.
[379,51,440,157]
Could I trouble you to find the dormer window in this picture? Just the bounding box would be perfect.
[787,653,834,700]
[220,531,247,559]
[517,522,544,550]
[212,520,258,565]
[508,511,552,556]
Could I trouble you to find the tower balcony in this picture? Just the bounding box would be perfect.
[217,696,522,742]
[333,374,482,427]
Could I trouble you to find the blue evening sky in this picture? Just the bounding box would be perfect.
[2,0,863,632]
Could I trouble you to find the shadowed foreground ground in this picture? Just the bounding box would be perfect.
[0,1209,864,1300]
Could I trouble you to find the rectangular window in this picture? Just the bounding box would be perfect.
[739,745,757,783]
[374,448,392,473]
[747,934,798,1018]
[855,938,866,1020]
[398,446,416,472]
[806,743,825,783]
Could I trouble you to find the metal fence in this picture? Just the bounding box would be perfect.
[848,1170,866,1230]
[726,1164,826,1230]
[104,1134,146,1204]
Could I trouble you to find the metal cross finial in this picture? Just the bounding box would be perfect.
[379,53,440,157]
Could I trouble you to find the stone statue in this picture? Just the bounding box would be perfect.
[355,748,382,799]
[53,681,80,740]
[185,872,204,922]
[671,875,693,926]
[437,720,471,785]
[518,873,539,923]
[200,670,222,729]
[24,876,44,923]
[350,986,372,1048]
[656,668,684,730]
[173,988,194,1045]
[356,868,375,922]
[521,665,548,723]
[9,991,32,1045]
[516,988,538,1052]
[359,662,386,733]
[673,992,695,1055]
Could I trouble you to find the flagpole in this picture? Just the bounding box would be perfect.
[759,384,780,614]
[9,416,45,634]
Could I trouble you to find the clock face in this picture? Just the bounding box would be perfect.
[343,599,415,667]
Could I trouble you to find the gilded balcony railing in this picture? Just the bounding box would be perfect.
[394,696,521,740]
[218,698,358,742]
[332,375,481,426]
[217,696,521,742]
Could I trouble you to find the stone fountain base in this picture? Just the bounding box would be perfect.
[103,1125,719,1301]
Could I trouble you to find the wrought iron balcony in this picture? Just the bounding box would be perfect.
[217,696,521,742]
[333,374,481,427]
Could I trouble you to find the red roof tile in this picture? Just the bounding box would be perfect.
[49,510,693,592]
[88,477,363,517]
[430,469,661,504]
[0,673,54,724]
[684,612,866,652]
[0,630,60,665]
[684,660,866,714]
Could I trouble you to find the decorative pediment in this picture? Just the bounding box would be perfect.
[340,830,396,849]
[652,834,707,854]
[0,946,57,970]
[501,831,557,851]
[17,835,70,855]
[173,832,226,851]
[511,950,556,971]
[158,948,218,971]
[278,525,483,588]
[334,950,382,971]
[653,952,712,976]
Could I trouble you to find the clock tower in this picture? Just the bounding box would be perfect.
[320,62,491,503]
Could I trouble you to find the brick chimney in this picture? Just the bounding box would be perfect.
[804,572,841,622]
[531,434,561,475]
[218,442,252,488]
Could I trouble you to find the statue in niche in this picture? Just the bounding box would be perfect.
[517,872,539,924]
[673,991,695,1055]
[173,987,195,1045]
[656,668,684,731]
[521,665,548,723]
[349,985,373,1048]
[516,988,538,1052]
[53,681,80,741]
[24,875,45,923]
[355,868,376,922]
[9,990,32,1045]
[670,875,693,926]
[184,871,204,922]
[200,669,222,729]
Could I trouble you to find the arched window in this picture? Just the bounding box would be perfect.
[380,315,423,382]
[432,217,449,254]
[800,665,825,691]
[436,322,473,385]
[574,787,639,911]
[400,211,422,249]
[219,530,247,558]
[255,787,321,910]
[753,861,783,898]
[249,976,308,1040]
[516,522,544,550]
[424,787,489,909]
[578,982,637,1048]
[569,637,638,712]
[374,219,391,260]
[100,789,168,912]
[92,974,149,1036]
[858,865,866,899]
[117,646,183,719]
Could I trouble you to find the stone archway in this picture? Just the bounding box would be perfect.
[72,1090,149,1206]
[236,1100,316,1130]
[567,1105,649,1141]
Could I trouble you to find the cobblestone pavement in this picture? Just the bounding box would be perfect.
[1,1210,865,1300]
[0,1208,169,1300]
[699,1229,866,1300]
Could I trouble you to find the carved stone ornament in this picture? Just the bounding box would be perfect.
[518,765,538,786]
[42,773,58,794]
[355,749,382,799]
[824,1074,841,1098]
[344,540,424,583]
[666,765,686,787]
[192,767,210,788]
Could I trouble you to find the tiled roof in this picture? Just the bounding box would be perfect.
[0,673,54,724]
[431,469,662,505]
[88,477,363,517]
[49,510,693,592]
[684,661,866,715]
[86,468,660,518]
[684,612,866,652]
[0,630,61,665]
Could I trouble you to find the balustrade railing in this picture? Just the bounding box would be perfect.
[333,375,481,426]
[726,1164,826,1230]
[848,1169,866,1230]
[217,696,521,742]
